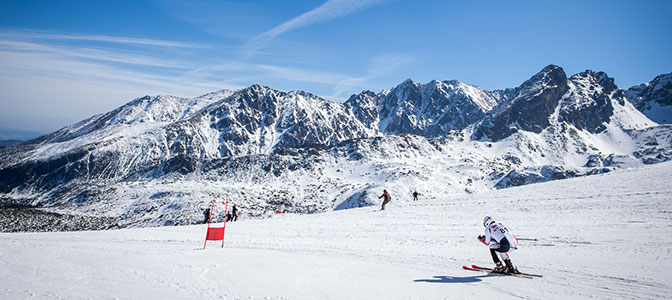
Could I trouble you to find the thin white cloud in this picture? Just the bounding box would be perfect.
[0,30,244,132]
[0,28,204,48]
[0,40,190,68]
[0,30,367,100]
[0,47,245,131]
[0,30,243,96]
[0,50,222,96]
[246,0,390,53]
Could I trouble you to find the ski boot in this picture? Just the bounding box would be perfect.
[492,261,507,273]
[504,259,520,274]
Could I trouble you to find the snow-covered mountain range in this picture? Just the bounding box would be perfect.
[1,64,671,229]
[627,72,672,124]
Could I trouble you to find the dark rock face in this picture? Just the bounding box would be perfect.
[559,71,617,133]
[378,79,421,135]
[427,80,498,136]
[494,170,545,189]
[378,79,497,137]
[473,65,569,141]
[0,207,120,232]
[344,91,379,130]
[627,73,672,123]
[494,165,576,189]
[204,84,284,156]
[631,125,672,164]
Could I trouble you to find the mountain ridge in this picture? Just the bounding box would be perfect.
[1,64,671,229]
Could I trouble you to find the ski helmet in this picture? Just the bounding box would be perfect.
[483,216,495,227]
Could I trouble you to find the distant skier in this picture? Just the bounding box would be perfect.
[379,190,391,210]
[203,208,211,224]
[232,205,238,222]
[412,190,419,201]
[478,216,520,274]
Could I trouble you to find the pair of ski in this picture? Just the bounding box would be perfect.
[463,265,543,278]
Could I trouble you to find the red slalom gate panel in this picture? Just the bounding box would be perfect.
[203,198,229,249]
[206,227,224,240]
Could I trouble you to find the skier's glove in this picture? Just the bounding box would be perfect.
[477,235,485,241]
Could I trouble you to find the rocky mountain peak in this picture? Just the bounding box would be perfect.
[399,78,417,87]
[195,89,236,102]
[627,73,672,123]
[522,64,567,91]
[377,77,500,136]
[572,70,618,94]
[557,70,621,133]
[472,65,569,141]
[343,91,380,132]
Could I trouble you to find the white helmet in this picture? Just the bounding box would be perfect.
[483,216,495,227]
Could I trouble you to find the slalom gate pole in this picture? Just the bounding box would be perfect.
[221,198,229,248]
[203,199,216,249]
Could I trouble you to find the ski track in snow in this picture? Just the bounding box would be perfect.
[1,162,672,299]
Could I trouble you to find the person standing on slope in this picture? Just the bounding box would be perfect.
[478,216,520,274]
[379,190,392,210]
[203,208,211,224]
[412,189,419,201]
[232,205,239,222]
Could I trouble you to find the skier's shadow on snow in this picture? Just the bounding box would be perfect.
[414,275,487,283]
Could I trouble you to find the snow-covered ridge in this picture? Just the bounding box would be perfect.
[378,78,500,136]
[1,65,671,228]
[627,72,672,123]
[16,90,236,162]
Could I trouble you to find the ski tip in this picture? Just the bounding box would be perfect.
[462,265,471,270]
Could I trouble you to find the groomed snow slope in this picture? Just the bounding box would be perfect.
[1,161,671,299]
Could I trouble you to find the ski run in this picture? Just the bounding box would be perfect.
[1,161,671,300]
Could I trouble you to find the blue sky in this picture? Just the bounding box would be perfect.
[1,0,671,135]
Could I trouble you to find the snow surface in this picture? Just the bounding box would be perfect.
[2,161,671,300]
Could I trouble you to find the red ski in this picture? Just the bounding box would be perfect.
[463,265,543,278]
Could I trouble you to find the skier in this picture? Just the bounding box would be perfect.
[478,216,520,274]
[379,189,391,210]
[203,208,211,224]
[412,189,419,201]
[232,205,238,222]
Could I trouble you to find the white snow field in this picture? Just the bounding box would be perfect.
[1,161,671,300]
